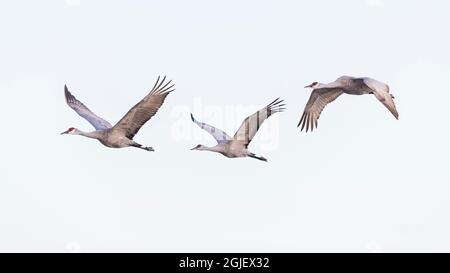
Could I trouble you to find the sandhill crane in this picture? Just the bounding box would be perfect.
[191,98,285,161]
[61,76,175,151]
[298,76,399,132]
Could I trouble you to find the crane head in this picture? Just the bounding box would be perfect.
[305,82,319,88]
[61,127,77,135]
[191,144,206,151]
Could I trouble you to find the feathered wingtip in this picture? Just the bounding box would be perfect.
[297,111,319,132]
[64,84,71,97]
[190,113,195,122]
[267,97,287,114]
[150,75,176,94]
[64,84,74,103]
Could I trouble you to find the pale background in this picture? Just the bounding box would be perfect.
[0,0,449,252]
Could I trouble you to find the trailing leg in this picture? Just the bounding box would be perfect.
[131,142,154,152]
[248,153,268,162]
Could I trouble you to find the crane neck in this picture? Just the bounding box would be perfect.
[211,145,227,153]
[78,130,103,139]
[318,81,342,89]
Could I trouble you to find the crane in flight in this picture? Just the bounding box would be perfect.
[191,98,285,161]
[298,76,399,132]
[61,76,175,151]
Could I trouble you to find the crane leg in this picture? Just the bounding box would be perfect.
[141,146,154,152]
[131,143,154,152]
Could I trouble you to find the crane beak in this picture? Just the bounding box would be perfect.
[304,84,313,88]
[190,147,197,150]
[60,130,69,135]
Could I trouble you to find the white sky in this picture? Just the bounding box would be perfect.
[0,0,449,252]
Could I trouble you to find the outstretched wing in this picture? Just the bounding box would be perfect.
[233,98,285,147]
[64,85,113,130]
[361,78,399,119]
[298,88,344,132]
[112,76,175,139]
[190,114,232,144]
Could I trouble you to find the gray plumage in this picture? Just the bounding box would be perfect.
[191,98,286,162]
[298,76,399,132]
[61,76,175,151]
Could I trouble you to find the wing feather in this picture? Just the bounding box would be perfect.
[233,98,286,147]
[112,76,175,139]
[64,85,112,130]
[297,88,344,132]
[362,78,399,119]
